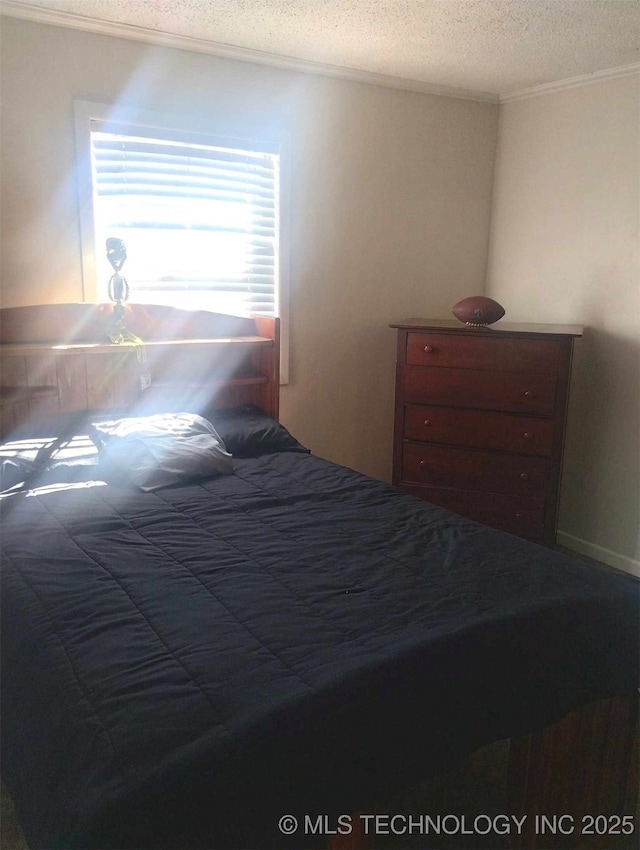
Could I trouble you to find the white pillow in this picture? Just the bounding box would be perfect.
[92,413,233,491]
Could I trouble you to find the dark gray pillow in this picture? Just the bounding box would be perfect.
[205,406,309,458]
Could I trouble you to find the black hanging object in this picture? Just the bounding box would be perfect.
[106,237,130,320]
[105,238,144,356]
[106,237,127,273]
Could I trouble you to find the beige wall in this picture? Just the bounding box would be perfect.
[487,75,640,571]
[0,17,498,482]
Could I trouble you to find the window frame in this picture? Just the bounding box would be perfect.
[74,101,290,383]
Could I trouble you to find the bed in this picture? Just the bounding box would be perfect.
[1,304,638,850]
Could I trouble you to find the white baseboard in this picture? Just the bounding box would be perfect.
[557,531,640,578]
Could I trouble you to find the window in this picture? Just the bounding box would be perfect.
[90,127,280,316]
[75,102,290,379]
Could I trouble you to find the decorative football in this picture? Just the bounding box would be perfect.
[452,296,505,327]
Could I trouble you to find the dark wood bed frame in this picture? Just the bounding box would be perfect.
[0,302,279,436]
[1,303,637,850]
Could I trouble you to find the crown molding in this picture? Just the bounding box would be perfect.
[500,62,640,102]
[0,1,499,103]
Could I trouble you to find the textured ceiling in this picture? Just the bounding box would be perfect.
[2,0,639,97]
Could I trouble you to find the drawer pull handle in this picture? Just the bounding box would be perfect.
[423,419,431,426]
[519,473,529,480]
[524,390,535,398]
[423,345,434,353]
[515,512,523,519]
[523,432,533,440]
[419,460,427,467]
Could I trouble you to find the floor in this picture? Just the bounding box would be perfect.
[1,783,28,850]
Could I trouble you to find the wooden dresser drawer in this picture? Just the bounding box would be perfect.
[404,405,555,456]
[401,483,546,539]
[402,367,557,415]
[392,319,582,544]
[407,333,561,374]
[402,442,551,495]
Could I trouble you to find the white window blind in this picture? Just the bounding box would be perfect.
[90,125,280,317]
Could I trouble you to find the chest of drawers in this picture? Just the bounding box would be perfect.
[390,319,583,544]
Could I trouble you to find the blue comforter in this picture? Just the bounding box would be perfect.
[2,450,638,848]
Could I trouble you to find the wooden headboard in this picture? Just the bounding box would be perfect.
[0,303,279,436]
